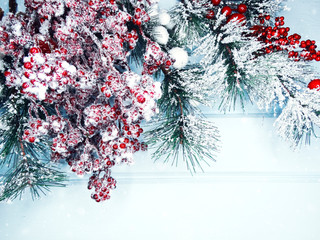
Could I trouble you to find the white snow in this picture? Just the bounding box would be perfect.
[158,10,171,26]
[168,47,188,69]
[152,26,169,45]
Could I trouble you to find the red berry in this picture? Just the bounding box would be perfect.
[4,71,11,77]
[30,47,39,54]
[28,136,35,143]
[237,4,247,14]
[137,95,146,103]
[206,9,215,19]
[221,6,232,17]
[112,144,118,150]
[227,13,246,24]
[293,34,301,40]
[9,44,16,50]
[120,143,126,149]
[279,28,285,35]
[22,82,29,89]
[265,15,271,20]
[308,79,320,90]
[24,62,33,69]
[309,45,317,51]
[211,0,221,5]
[135,19,142,26]
[24,72,31,78]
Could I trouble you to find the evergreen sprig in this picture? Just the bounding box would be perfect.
[146,115,220,172]
[0,78,67,201]
[0,156,66,201]
[146,66,220,172]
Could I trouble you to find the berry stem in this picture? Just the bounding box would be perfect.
[36,104,49,120]
[19,138,26,158]
[9,0,17,14]
[0,8,4,21]
[28,105,35,120]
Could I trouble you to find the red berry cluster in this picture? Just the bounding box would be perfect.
[5,48,77,100]
[0,0,165,202]
[252,15,320,61]
[127,30,139,50]
[25,0,65,17]
[206,0,247,24]
[0,14,31,58]
[22,118,49,143]
[143,41,172,75]
[84,104,117,128]
[88,170,116,202]
[132,4,150,26]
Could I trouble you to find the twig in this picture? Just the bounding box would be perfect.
[19,138,26,157]
[0,8,4,21]
[280,81,295,98]
[9,0,18,14]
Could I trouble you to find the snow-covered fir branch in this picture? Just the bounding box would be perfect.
[275,89,320,146]
[169,0,209,46]
[146,114,220,172]
[243,0,284,22]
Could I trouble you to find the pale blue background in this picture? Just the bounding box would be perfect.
[1,0,320,240]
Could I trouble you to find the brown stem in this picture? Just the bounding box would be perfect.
[19,138,26,157]
[0,8,4,21]
[9,0,18,14]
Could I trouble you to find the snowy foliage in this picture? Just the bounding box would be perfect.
[275,90,320,146]
[146,115,220,172]
[243,0,284,22]
[169,0,209,45]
